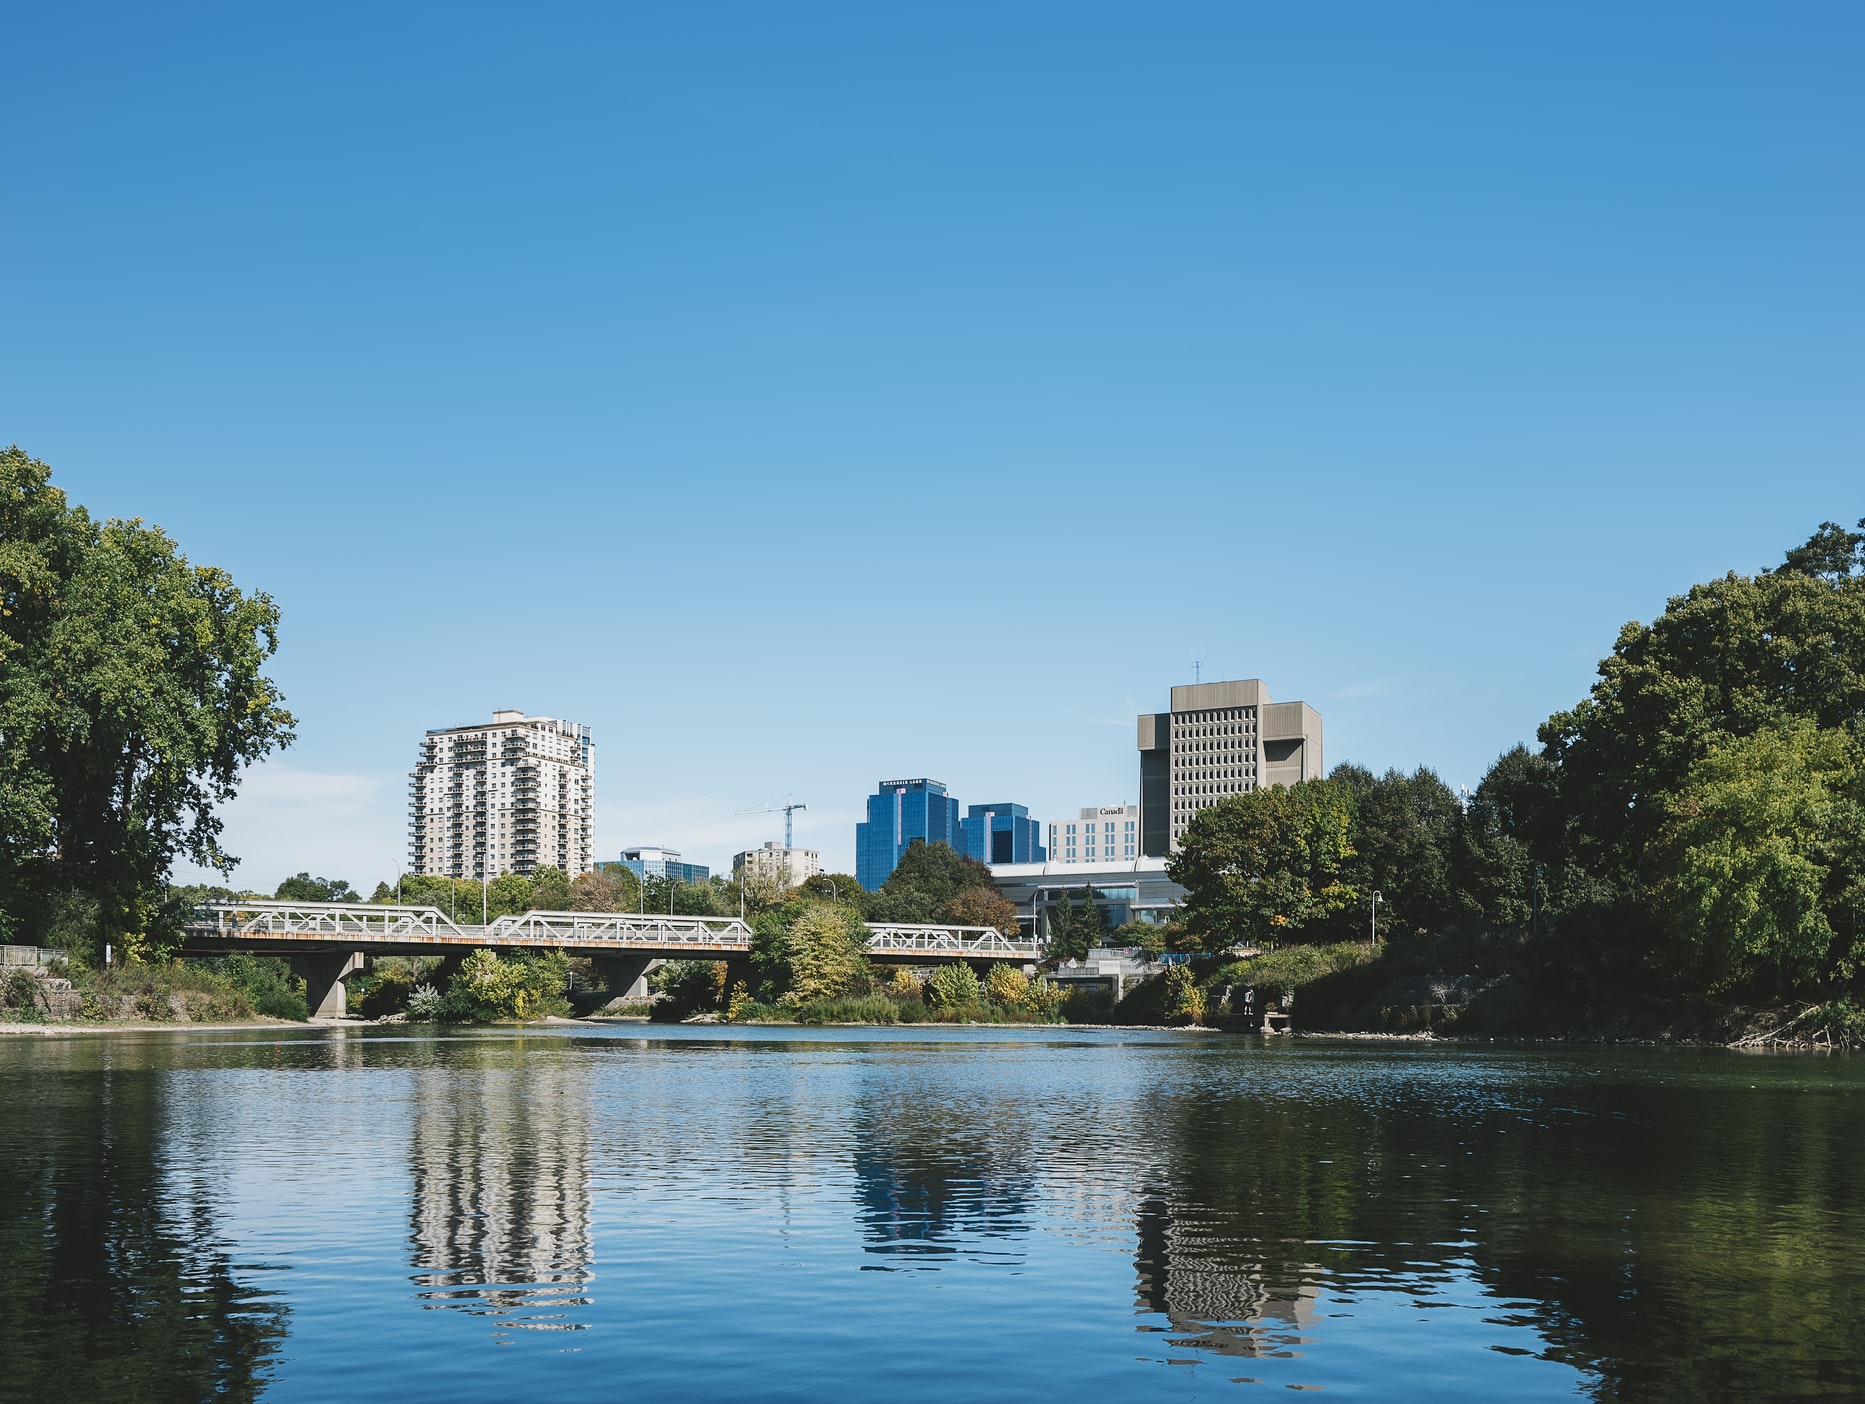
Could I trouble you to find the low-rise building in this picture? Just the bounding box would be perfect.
[1047,804,1140,865]
[733,842,822,887]
[987,856,1186,937]
[612,846,709,886]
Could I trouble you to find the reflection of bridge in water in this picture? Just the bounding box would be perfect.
[182,901,1039,1015]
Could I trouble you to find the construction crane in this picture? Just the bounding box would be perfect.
[737,794,808,849]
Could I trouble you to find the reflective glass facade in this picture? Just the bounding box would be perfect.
[855,778,964,890]
[960,802,1046,867]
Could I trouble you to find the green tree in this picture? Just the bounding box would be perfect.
[800,872,865,904]
[529,865,572,909]
[779,903,871,1007]
[1327,764,1460,940]
[569,866,634,911]
[938,884,1022,936]
[1044,886,1105,962]
[274,872,357,902]
[0,448,295,955]
[1650,720,1865,997]
[865,841,994,923]
[1169,779,1358,952]
[1542,519,1865,893]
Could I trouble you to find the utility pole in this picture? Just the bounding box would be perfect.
[1371,890,1382,947]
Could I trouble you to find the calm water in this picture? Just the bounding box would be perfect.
[1,1026,1861,1402]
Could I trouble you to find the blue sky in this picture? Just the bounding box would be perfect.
[4,3,1860,890]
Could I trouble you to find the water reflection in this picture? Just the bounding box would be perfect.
[407,1054,594,1332]
[1133,1194,1317,1360]
[0,1039,289,1404]
[850,1086,1035,1263]
[1,1028,1862,1402]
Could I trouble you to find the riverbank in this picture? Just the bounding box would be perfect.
[0,1016,307,1035]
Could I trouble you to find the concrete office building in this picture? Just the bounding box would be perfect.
[734,842,822,887]
[856,778,964,890]
[960,802,1046,867]
[1048,804,1141,865]
[1137,679,1323,855]
[410,710,594,880]
[611,846,710,886]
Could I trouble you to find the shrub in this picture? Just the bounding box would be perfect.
[985,964,1031,1008]
[649,959,727,1022]
[884,966,924,999]
[926,963,982,1010]
[1159,965,1207,1025]
[214,953,309,1020]
[406,984,445,1021]
[794,994,901,1024]
[422,948,574,1022]
[1212,942,1376,1002]
[1,969,39,1011]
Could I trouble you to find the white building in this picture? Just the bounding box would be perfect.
[1047,805,1141,865]
[733,842,822,887]
[409,710,594,880]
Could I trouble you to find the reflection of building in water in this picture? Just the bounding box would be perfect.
[1134,1195,1318,1358]
[408,1066,594,1331]
[852,1117,1036,1262]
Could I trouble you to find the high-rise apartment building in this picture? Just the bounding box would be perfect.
[856,778,963,890]
[960,802,1046,867]
[409,710,594,880]
[1048,804,1141,865]
[733,841,822,887]
[1138,679,1323,855]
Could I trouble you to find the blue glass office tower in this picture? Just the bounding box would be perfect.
[960,803,1046,867]
[856,778,964,890]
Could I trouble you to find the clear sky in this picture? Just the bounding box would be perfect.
[4,3,1860,891]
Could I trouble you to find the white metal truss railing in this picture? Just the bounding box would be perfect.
[188,904,1036,959]
[198,902,472,940]
[863,923,1039,959]
[483,910,753,947]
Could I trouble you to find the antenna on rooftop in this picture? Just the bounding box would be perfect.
[1193,648,1203,685]
[736,794,808,848]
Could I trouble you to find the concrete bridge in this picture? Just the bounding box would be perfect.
[182,901,1038,1016]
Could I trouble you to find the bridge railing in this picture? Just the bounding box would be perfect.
[864,923,1039,958]
[197,902,472,939]
[483,910,754,947]
[186,904,1038,960]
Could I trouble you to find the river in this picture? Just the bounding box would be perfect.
[0,1025,1860,1401]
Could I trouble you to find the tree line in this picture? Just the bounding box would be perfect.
[1169,519,1865,1014]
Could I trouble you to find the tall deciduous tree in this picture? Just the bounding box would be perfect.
[1650,720,1865,997]
[1169,780,1357,952]
[0,448,294,953]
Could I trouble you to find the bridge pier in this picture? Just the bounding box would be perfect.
[590,953,657,1004]
[291,951,365,1019]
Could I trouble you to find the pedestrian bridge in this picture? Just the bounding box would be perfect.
[182,901,1038,1016]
